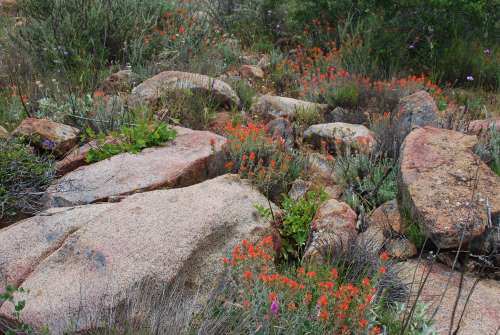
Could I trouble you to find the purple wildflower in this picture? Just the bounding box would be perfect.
[270,300,279,316]
[42,139,56,150]
[484,48,491,55]
[466,75,474,81]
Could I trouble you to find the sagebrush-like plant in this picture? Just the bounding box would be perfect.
[0,139,54,222]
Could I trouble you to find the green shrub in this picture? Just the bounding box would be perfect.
[231,80,257,112]
[257,191,327,260]
[85,121,177,163]
[158,89,218,130]
[293,106,324,129]
[334,153,398,213]
[12,0,171,89]
[0,139,54,222]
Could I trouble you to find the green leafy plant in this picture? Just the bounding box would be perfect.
[85,121,176,163]
[0,285,35,335]
[280,191,327,259]
[0,139,54,223]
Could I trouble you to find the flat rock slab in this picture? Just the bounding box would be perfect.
[130,70,240,107]
[397,260,500,335]
[0,175,272,334]
[44,127,226,207]
[0,204,113,293]
[399,127,500,249]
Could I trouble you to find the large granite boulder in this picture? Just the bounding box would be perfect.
[251,95,328,122]
[0,175,273,334]
[11,118,80,157]
[303,122,375,154]
[44,127,226,207]
[398,127,500,249]
[397,259,500,335]
[130,71,240,107]
[397,91,439,140]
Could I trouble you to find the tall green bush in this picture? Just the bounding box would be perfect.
[12,0,171,89]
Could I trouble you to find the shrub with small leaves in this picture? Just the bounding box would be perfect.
[0,139,54,223]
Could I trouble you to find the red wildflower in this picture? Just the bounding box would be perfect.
[306,271,317,278]
[243,271,253,281]
[359,319,369,328]
[319,310,329,321]
[249,151,256,161]
[317,295,328,307]
[268,292,278,302]
[330,268,339,279]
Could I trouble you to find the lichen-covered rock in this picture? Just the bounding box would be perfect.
[288,179,313,201]
[397,259,500,335]
[304,199,357,262]
[252,95,328,121]
[398,127,500,249]
[130,71,240,107]
[100,69,139,94]
[0,175,273,334]
[385,238,417,260]
[303,122,375,154]
[397,91,438,140]
[357,200,402,252]
[11,118,80,157]
[44,127,226,207]
[467,118,500,135]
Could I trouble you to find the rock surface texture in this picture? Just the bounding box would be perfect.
[398,127,500,249]
[11,118,80,157]
[44,127,227,207]
[397,260,500,335]
[467,118,500,135]
[303,122,375,153]
[130,71,240,107]
[396,90,438,140]
[304,199,357,261]
[252,95,328,121]
[0,175,272,334]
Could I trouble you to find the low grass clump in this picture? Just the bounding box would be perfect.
[0,139,54,223]
[85,121,176,163]
[475,125,500,176]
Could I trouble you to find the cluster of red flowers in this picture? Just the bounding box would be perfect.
[224,237,390,334]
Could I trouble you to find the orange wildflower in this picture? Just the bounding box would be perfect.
[319,310,329,321]
[268,292,278,302]
[249,151,256,161]
[330,268,339,279]
[359,319,369,328]
[317,294,328,306]
[380,251,390,261]
[379,266,386,274]
[306,271,317,278]
[243,271,253,281]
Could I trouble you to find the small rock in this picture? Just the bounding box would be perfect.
[303,122,375,154]
[467,118,500,135]
[239,65,264,79]
[323,184,343,200]
[357,200,402,253]
[0,125,9,139]
[265,118,294,150]
[252,95,328,122]
[12,118,80,157]
[306,152,335,183]
[130,71,240,108]
[100,69,139,94]
[385,238,417,260]
[397,91,438,140]
[304,199,357,262]
[288,179,312,201]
